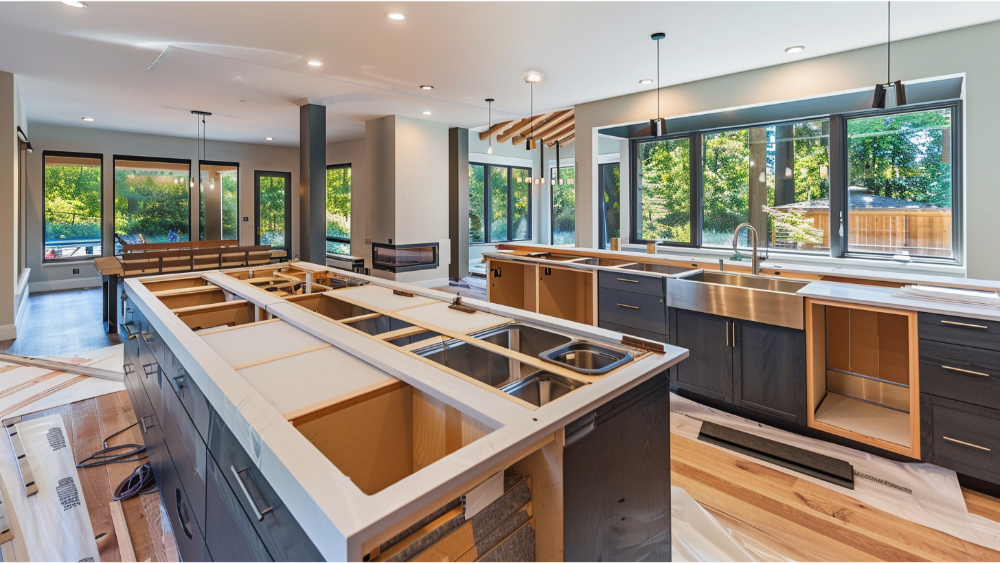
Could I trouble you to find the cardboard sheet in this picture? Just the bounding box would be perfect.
[332,285,436,312]
[201,320,326,367]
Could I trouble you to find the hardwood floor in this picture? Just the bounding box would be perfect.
[19,391,167,562]
[0,288,121,357]
[672,433,1000,561]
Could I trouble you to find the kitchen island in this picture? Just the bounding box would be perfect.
[120,261,686,561]
[484,243,1000,491]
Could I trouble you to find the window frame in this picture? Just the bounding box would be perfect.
[549,163,577,246]
[627,99,962,265]
[198,159,240,244]
[325,162,352,254]
[42,150,104,263]
[112,154,193,254]
[838,101,962,263]
[470,162,532,244]
[597,161,619,250]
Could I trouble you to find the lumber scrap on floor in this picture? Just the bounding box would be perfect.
[0,353,123,382]
[110,500,137,562]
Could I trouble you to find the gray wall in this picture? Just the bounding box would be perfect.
[0,71,26,338]
[23,123,299,291]
[574,20,1000,279]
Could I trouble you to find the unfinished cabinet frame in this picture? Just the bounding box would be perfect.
[486,259,538,313]
[806,298,920,458]
[538,265,596,326]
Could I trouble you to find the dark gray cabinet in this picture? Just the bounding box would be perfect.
[597,271,668,342]
[206,456,272,562]
[564,373,671,562]
[670,308,806,424]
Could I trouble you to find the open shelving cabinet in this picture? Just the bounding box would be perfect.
[487,258,538,313]
[805,298,920,458]
[538,264,596,326]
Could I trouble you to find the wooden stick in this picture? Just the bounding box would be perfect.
[0,353,121,382]
[0,375,90,419]
[110,500,137,562]
[230,344,331,371]
[0,365,23,375]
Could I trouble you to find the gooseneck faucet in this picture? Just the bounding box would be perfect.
[732,223,761,275]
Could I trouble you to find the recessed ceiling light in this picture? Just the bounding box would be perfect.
[420,85,434,90]
[525,72,543,83]
[239,99,248,103]
[307,60,323,67]
[386,11,406,20]
[265,137,273,141]
[61,0,88,7]
[785,45,805,54]
[639,78,653,85]
[81,117,94,121]
[422,111,432,115]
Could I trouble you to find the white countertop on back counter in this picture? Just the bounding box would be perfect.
[797,281,1000,322]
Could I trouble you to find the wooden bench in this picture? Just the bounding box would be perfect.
[95,241,288,333]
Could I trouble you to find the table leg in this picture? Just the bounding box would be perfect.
[104,274,119,334]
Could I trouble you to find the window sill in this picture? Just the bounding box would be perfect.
[42,258,99,267]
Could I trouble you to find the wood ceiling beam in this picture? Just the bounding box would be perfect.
[512,112,574,145]
[478,120,513,141]
[537,119,576,146]
[555,135,575,148]
[546,129,576,148]
[496,112,556,143]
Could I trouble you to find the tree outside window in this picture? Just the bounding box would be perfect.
[44,153,102,261]
[326,164,351,254]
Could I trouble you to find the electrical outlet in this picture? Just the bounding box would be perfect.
[72,268,80,274]
[243,216,249,222]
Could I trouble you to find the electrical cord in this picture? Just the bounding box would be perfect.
[76,422,147,469]
[113,462,156,501]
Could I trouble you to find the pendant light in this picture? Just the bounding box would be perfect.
[649,32,667,136]
[192,110,213,189]
[872,2,906,109]
[525,75,545,184]
[485,98,494,155]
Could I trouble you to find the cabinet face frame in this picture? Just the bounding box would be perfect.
[486,258,538,313]
[805,298,920,458]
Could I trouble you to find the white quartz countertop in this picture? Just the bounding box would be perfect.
[125,265,687,561]
[798,281,1000,322]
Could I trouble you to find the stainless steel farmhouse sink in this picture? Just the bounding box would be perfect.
[667,270,808,329]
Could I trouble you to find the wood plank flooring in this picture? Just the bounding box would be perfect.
[20,391,166,562]
[672,433,1000,562]
[0,288,120,357]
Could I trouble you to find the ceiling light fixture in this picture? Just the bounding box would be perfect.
[307,60,323,67]
[423,111,432,115]
[525,76,545,184]
[192,110,212,189]
[873,1,906,108]
[525,71,543,84]
[81,117,94,122]
[386,11,406,20]
[485,98,494,155]
[639,78,653,85]
[420,85,434,90]
[784,45,805,54]
[649,32,667,137]
[265,137,273,141]
[60,0,88,7]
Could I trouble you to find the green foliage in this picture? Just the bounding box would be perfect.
[468,164,530,243]
[469,164,485,243]
[847,108,951,207]
[44,164,102,243]
[198,169,238,241]
[600,163,620,246]
[258,175,286,248]
[636,137,690,242]
[489,166,509,241]
[511,168,530,240]
[326,166,351,254]
[114,167,190,243]
[551,166,575,245]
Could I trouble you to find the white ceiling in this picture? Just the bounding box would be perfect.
[2,1,999,147]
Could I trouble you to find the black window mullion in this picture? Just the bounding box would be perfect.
[506,166,513,242]
[690,132,703,248]
[828,115,847,258]
[485,165,492,244]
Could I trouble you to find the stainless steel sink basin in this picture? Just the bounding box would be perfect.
[469,323,573,364]
[667,270,808,329]
[500,372,585,407]
[415,339,522,387]
[539,342,633,375]
[615,262,691,275]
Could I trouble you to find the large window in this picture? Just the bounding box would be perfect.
[629,102,957,263]
[598,162,620,249]
[469,163,531,244]
[326,164,351,255]
[43,152,102,261]
[199,161,239,242]
[114,157,191,253]
[846,107,953,258]
[634,137,691,244]
[550,165,575,245]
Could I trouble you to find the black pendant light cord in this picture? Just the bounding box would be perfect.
[657,36,661,119]
[887,1,891,86]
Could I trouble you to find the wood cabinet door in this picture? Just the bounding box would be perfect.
[734,319,807,424]
[672,308,734,403]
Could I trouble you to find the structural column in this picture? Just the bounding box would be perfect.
[449,127,469,280]
[299,102,327,264]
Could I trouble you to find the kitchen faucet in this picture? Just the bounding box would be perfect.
[732,223,763,275]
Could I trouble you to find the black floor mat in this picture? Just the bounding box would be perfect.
[697,421,855,489]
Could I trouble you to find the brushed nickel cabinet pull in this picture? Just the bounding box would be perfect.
[232,466,273,521]
[942,365,989,377]
[616,278,640,283]
[616,303,640,310]
[943,436,991,452]
[941,320,988,330]
[726,321,732,347]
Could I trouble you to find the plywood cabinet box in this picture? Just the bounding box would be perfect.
[121,262,685,561]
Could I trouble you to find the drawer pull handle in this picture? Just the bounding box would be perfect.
[616,303,640,310]
[141,415,156,434]
[232,466,273,521]
[616,278,640,283]
[942,365,989,377]
[940,320,989,330]
[943,436,991,452]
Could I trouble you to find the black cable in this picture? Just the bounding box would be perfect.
[76,422,147,468]
[113,463,156,501]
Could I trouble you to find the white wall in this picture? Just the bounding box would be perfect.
[24,123,298,291]
[574,21,1000,280]
[0,71,23,338]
